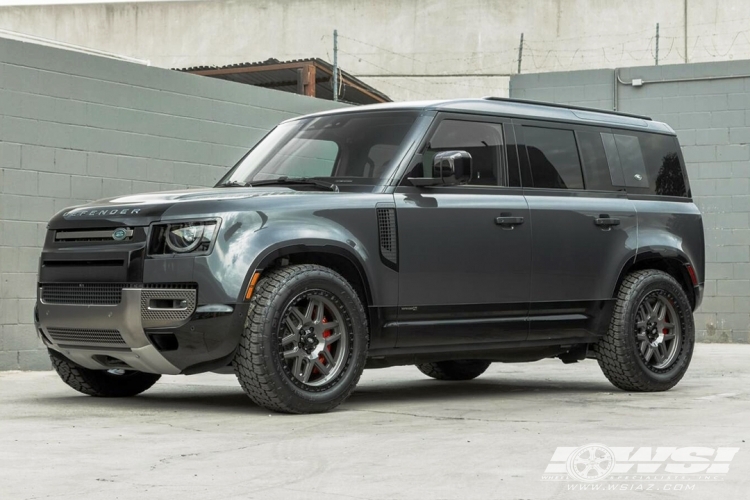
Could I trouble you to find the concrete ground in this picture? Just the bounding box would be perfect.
[0,344,748,500]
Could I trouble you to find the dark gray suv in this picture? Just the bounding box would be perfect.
[36,98,704,413]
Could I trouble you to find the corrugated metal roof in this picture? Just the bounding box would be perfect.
[174,58,390,104]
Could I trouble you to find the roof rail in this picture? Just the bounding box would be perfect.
[482,96,652,121]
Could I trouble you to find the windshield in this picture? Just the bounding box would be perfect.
[219,111,420,186]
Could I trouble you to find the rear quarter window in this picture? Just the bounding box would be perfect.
[603,131,688,197]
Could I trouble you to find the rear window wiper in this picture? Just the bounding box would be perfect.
[246,177,339,192]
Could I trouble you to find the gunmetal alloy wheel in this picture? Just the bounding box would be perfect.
[634,291,682,371]
[234,264,369,414]
[595,269,695,392]
[280,292,350,388]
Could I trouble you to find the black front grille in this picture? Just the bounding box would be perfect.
[41,283,124,305]
[47,327,127,347]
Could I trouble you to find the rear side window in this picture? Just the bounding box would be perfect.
[577,131,615,191]
[602,131,688,197]
[524,126,584,189]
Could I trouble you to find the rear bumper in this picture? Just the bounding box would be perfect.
[36,286,242,374]
[693,283,704,310]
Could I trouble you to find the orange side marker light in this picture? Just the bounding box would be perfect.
[244,272,261,301]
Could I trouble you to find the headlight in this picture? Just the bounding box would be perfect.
[149,220,219,256]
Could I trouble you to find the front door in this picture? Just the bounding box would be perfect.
[394,114,531,348]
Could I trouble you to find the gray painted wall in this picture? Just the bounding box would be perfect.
[0,37,344,370]
[511,60,750,343]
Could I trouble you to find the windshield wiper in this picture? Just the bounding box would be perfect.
[217,180,249,188]
[246,177,339,192]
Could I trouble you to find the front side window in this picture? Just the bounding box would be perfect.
[419,119,506,186]
[524,126,584,189]
[220,111,420,186]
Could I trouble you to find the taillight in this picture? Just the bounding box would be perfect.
[686,264,698,286]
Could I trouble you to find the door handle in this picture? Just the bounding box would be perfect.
[495,216,525,226]
[594,216,621,227]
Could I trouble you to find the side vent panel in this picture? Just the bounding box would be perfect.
[377,208,398,270]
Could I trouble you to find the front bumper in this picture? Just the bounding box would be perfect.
[36,286,212,374]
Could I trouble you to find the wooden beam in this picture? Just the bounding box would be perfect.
[314,63,388,103]
[304,63,316,97]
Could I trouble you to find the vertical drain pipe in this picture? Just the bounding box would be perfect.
[613,68,619,111]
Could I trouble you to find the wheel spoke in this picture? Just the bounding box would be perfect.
[657,342,668,360]
[644,346,655,362]
[318,320,338,333]
[301,358,315,383]
[292,354,303,377]
[325,330,343,345]
[662,333,676,341]
[281,332,299,346]
[320,349,335,366]
[651,344,664,363]
[284,347,301,359]
[636,332,648,341]
[636,320,647,330]
[303,300,315,321]
[314,359,330,375]
[285,316,300,335]
[643,299,655,318]
[657,301,667,321]
[290,306,306,325]
[640,340,649,354]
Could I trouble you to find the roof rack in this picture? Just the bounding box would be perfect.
[482,96,652,121]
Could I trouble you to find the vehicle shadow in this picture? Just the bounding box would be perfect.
[36,376,613,416]
[345,376,613,407]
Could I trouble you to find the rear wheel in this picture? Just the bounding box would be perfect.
[595,269,695,392]
[233,264,368,414]
[49,349,161,397]
[416,360,492,381]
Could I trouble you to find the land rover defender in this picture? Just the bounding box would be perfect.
[36,98,704,413]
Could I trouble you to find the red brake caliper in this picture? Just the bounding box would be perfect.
[313,317,332,375]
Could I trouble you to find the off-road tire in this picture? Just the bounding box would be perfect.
[416,360,492,381]
[594,270,695,392]
[233,264,369,414]
[49,349,161,397]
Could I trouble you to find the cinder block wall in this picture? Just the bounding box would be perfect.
[511,61,750,343]
[0,37,344,370]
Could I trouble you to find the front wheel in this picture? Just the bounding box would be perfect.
[49,349,161,397]
[233,264,369,414]
[594,270,695,392]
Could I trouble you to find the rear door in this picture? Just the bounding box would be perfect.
[394,113,531,347]
[515,120,638,340]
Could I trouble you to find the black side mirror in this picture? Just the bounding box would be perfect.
[433,150,472,185]
[409,150,473,186]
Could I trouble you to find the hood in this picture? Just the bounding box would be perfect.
[48,187,332,229]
